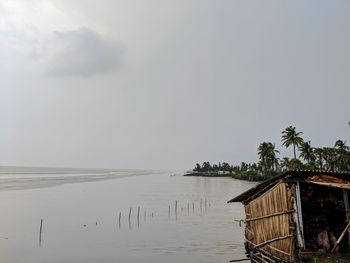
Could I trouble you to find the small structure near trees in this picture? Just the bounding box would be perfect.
[229,170,350,262]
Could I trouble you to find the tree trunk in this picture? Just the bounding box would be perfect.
[293,144,296,159]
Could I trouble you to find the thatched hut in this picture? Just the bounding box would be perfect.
[229,170,350,262]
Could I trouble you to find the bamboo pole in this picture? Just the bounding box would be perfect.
[332,220,350,253]
[254,234,293,249]
[129,207,132,229]
[245,210,294,222]
[137,206,140,228]
[39,219,43,247]
[229,259,250,262]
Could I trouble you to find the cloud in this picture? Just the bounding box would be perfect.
[45,27,124,77]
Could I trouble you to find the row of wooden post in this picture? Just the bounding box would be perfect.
[172,199,208,217]
[120,206,155,229]
[38,199,210,245]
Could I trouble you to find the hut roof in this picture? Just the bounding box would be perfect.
[228,170,350,203]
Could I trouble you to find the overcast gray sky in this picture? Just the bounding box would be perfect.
[0,0,349,170]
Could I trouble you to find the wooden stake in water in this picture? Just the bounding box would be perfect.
[144,211,146,221]
[175,200,178,220]
[193,202,195,212]
[200,199,203,214]
[118,212,121,228]
[39,219,43,247]
[137,206,140,228]
[205,199,207,213]
[129,207,132,229]
[168,205,171,217]
[187,203,189,215]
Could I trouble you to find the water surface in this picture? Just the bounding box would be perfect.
[0,168,255,263]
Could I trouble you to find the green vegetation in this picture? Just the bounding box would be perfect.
[192,126,350,181]
[303,252,346,263]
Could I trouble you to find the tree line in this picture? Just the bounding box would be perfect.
[192,126,350,181]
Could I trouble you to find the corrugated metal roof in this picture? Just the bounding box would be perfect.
[306,174,350,190]
[228,170,350,204]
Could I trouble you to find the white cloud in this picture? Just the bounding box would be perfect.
[0,1,123,77]
[44,28,124,77]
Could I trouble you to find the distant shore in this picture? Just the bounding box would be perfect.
[184,172,264,181]
[184,172,232,177]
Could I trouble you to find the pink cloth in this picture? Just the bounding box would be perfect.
[317,229,330,250]
[317,229,339,253]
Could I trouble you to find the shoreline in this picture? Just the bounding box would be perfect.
[184,172,263,182]
[184,172,232,177]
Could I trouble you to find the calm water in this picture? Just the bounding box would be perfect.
[0,168,255,263]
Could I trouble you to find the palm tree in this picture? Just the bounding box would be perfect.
[202,162,212,173]
[334,140,350,171]
[299,141,315,164]
[258,142,279,173]
[320,147,338,171]
[282,126,304,159]
[280,157,303,171]
[280,157,291,171]
[194,163,201,172]
[314,148,324,170]
[222,162,230,172]
[323,147,337,171]
[288,158,304,170]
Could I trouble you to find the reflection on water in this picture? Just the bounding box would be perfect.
[0,169,256,263]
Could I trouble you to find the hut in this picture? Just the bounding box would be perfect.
[228,170,350,262]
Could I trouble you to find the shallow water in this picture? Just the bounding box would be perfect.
[0,168,255,263]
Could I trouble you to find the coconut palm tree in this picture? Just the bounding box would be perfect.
[334,140,350,171]
[299,141,315,164]
[313,148,324,170]
[194,163,201,172]
[280,157,291,171]
[323,147,337,171]
[222,162,230,172]
[258,142,279,173]
[202,162,212,173]
[282,126,304,159]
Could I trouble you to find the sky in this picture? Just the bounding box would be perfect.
[0,0,349,170]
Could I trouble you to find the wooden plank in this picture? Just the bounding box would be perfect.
[343,189,350,247]
[295,180,305,249]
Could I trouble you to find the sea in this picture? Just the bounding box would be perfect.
[0,167,255,263]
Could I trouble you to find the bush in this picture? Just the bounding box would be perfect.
[232,171,263,181]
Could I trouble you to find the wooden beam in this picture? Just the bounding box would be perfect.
[254,234,293,249]
[245,210,294,222]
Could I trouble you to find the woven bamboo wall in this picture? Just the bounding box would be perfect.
[245,181,295,262]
